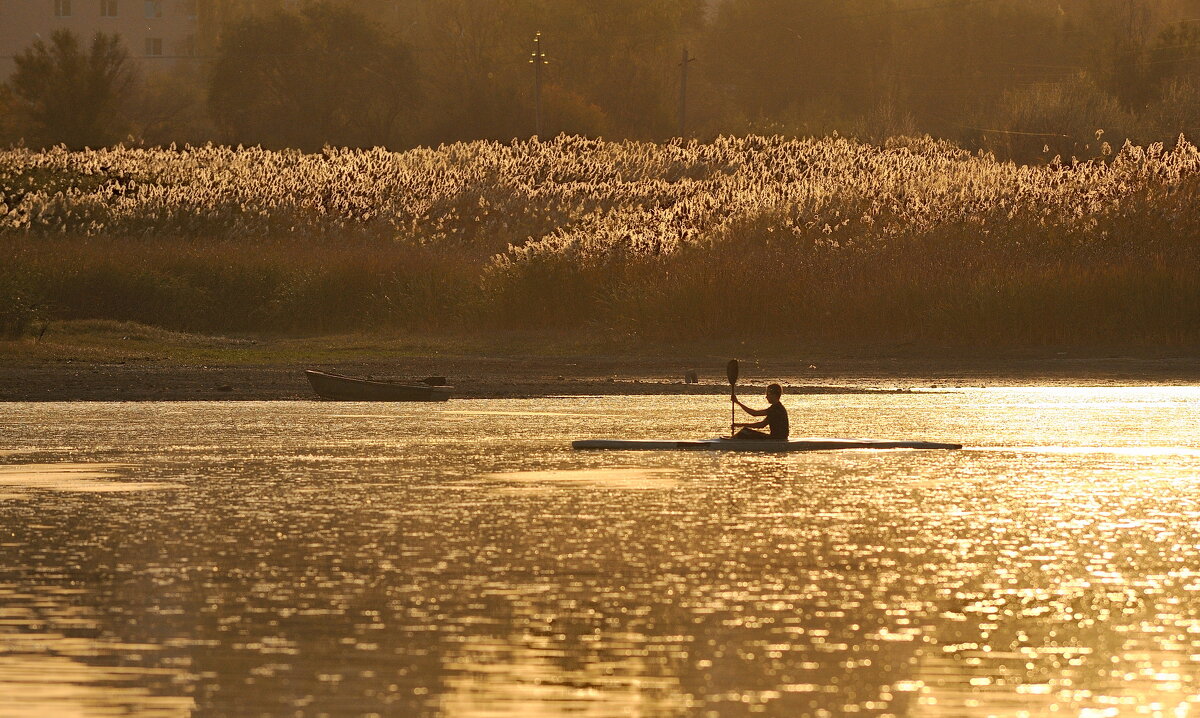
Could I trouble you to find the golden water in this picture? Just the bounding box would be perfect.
[1,389,1198,716]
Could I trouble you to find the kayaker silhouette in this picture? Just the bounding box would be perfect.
[733,383,789,440]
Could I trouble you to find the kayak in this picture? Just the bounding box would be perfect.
[572,438,963,452]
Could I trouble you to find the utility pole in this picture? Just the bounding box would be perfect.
[530,32,547,137]
[678,47,695,138]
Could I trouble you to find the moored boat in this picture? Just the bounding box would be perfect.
[305,370,452,402]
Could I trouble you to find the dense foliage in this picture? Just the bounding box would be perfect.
[208,4,419,150]
[4,0,1200,158]
[3,135,1199,343]
[6,30,132,149]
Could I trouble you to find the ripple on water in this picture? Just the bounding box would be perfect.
[0,583,196,718]
[0,463,177,493]
[438,633,690,718]
[0,652,195,718]
[481,468,681,491]
[0,391,1198,716]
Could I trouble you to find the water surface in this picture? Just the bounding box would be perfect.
[2,389,1198,716]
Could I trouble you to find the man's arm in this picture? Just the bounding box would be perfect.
[736,418,769,429]
[734,397,769,416]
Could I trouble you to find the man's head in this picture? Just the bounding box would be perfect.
[766,383,782,402]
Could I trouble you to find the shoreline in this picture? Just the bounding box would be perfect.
[5,351,1199,402]
[2,322,1197,402]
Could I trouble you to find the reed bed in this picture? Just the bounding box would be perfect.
[3,135,1199,343]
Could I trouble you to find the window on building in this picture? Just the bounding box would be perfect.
[54,0,72,17]
[145,37,162,56]
[143,0,160,18]
[181,34,195,57]
[101,0,118,17]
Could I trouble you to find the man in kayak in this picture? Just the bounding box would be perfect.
[733,383,789,440]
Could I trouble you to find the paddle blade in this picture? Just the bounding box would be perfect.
[726,359,739,386]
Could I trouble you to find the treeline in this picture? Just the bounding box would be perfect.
[2,0,1200,160]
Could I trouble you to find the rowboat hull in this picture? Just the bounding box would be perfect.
[305,370,452,402]
[572,438,962,452]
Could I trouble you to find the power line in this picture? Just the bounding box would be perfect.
[678,47,695,138]
[530,32,546,137]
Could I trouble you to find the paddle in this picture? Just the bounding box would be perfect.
[727,359,739,438]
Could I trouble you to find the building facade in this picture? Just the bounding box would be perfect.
[0,0,199,76]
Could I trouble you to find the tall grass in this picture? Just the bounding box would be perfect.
[1,235,477,333]
[2,135,1198,343]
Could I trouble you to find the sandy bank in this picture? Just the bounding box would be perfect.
[1,321,1197,401]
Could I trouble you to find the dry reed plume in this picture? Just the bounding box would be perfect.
[3,135,1198,343]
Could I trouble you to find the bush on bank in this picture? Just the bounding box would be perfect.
[2,135,1198,344]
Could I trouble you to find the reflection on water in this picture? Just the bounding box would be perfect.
[0,388,1198,716]
[0,583,196,717]
[482,468,681,491]
[0,463,177,493]
[439,632,691,717]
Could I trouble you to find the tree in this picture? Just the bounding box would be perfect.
[393,0,541,144]
[991,74,1133,161]
[533,0,705,139]
[125,67,216,146]
[390,0,702,143]
[6,30,132,148]
[196,0,303,55]
[208,2,419,149]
